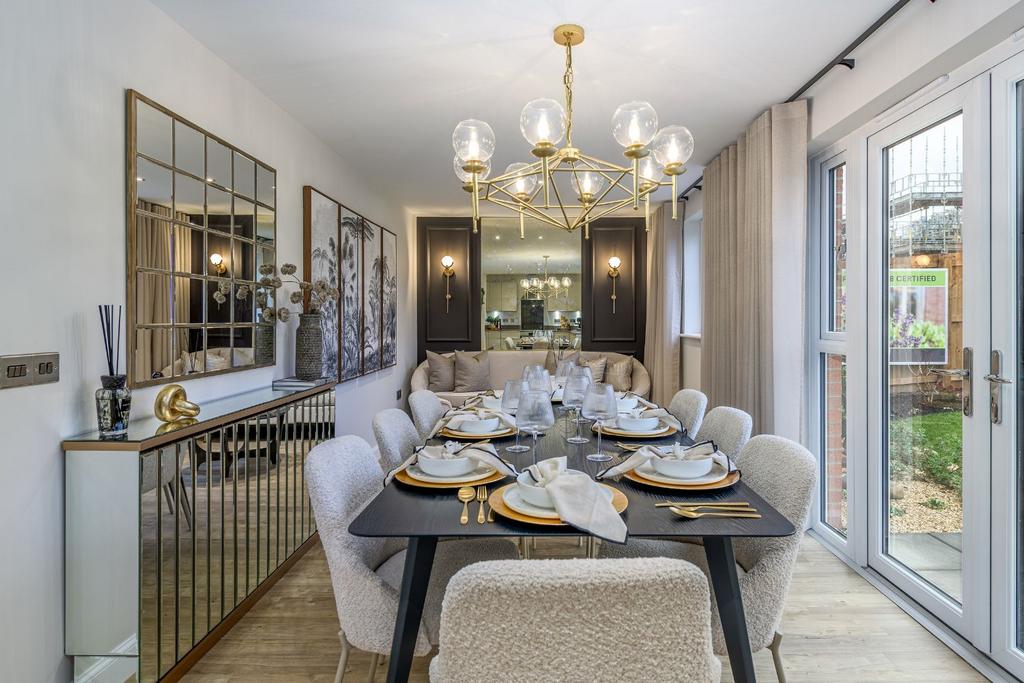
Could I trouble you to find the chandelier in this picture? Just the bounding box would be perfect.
[520,255,572,302]
[451,23,694,238]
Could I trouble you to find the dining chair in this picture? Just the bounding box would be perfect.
[428,558,721,682]
[306,435,518,683]
[372,408,422,472]
[695,405,753,459]
[667,388,708,436]
[532,338,550,349]
[408,390,450,442]
[598,435,816,683]
[503,336,516,350]
[142,446,192,530]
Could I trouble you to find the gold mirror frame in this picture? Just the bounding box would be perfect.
[126,90,277,388]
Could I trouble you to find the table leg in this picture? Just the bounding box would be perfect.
[385,536,438,683]
[703,537,756,683]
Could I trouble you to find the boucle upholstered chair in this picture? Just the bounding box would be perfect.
[599,435,816,682]
[372,408,422,472]
[306,436,518,683]
[696,405,753,458]
[428,558,721,683]
[668,388,708,437]
[408,390,449,442]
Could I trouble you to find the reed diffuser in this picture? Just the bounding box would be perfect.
[95,304,132,437]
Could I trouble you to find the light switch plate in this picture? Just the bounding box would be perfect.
[0,353,60,389]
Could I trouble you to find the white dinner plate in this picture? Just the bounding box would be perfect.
[502,486,561,519]
[442,425,516,438]
[598,420,674,437]
[404,463,497,484]
[634,460,730,486]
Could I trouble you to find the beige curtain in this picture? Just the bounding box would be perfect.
[643,203,682,405]
[701,101,807,439]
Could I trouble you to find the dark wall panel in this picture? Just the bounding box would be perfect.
[581,217,646,360]
[417,217,480,360]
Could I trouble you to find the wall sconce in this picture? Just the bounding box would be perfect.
[607,255,622,314]
[440,255,456,313]
[209,252,227,275]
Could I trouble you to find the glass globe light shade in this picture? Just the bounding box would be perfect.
[652,125,694,169]
[571,171,606,199]
[453,156,490,183]
[520,278,530,289]
[440,255,455,269]
[611,101,658,148]
[608,256,622,270]
[637,156,664,185]
[529,277,541,288]
[520,98,566,147]
[547,276,560,288]
[452,119,495,163]
[505,162,539,196]
[561,276,572,288]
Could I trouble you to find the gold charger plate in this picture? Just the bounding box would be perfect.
[622,467,741,491]
[487,483,628,526]
[594,422,678,439]
[438,426,517,440]
[393,467,508,490]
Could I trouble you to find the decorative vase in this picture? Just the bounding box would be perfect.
[255,323,275,365]
[95,374,132,437]
[294,313,324,381]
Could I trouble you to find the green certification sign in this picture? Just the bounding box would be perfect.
[889,267,949,365]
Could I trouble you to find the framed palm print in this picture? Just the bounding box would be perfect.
[381,228,398,368]
[304,187,340,380]
[361,219,382,372]
[339,208,363,380]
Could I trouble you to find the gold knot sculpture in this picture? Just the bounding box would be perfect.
[155,384,201,423]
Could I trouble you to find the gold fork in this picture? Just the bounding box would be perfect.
[476,486,488,524]
[669,506,762,520]
[655,501,751,508]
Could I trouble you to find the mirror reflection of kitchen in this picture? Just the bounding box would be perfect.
[480,217,581,351]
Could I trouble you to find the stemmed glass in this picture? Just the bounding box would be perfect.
[502,380,530,453]
[526,367,553,395]
[516,389,556,463]
[562,371,591,444]
[581,382,617,462]
[522,364,545,382]
[555,359,576,378]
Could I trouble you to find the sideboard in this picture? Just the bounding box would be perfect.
[62,383,336,681]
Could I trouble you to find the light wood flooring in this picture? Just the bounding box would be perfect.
[181,535,984,682]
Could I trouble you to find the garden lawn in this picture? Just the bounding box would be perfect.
[891,409,963,493]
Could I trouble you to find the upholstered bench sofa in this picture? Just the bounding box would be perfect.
[410,350,651,406]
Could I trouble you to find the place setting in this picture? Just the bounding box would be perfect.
[430,403,518,440]
[386,440,516,490]
[597,440,741,492]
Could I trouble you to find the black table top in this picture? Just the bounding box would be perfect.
[349,410,795,541]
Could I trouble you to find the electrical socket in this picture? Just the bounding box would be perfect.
[0,353,60,390]
[395,388,403,401]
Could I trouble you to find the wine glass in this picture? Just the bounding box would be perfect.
[522,364,545,382]
[502,380,530,453]
[516,389,556,463]
[555,358,576,378]
[527,368,553,396]
[562,372,591,444]
[581,383,617,462]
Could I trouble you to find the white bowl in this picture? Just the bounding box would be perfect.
[456,417,501,434]
[480,396,503,411]
[616,416,661,432]
[516,471,555,509]
[418,456,476,478]
[652,454,714,480]
[616,396,639,412]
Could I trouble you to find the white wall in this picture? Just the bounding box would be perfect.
[0,2,413,680]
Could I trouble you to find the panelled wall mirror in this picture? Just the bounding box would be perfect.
[127,90,277,388]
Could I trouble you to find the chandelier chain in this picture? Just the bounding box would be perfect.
[563,36,574,147]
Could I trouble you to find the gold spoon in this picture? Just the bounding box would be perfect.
[669,506,762,520]
[457,486,476,525]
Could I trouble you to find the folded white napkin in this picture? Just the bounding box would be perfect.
[524,457,627,544]
[616,391,657,409]
[429,407,517,438]
[596,440,730,480]
[386,441,517,484]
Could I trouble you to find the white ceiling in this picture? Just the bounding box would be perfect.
[152,0,892,212]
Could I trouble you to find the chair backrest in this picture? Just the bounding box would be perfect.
[431,558,721,683]
[732,434,817,649]
[668,389,708,436]
[696,406,752,459]
[372,408,422,471]
[408,390,447,441]
[532,338,550,349]
[305,436,425,654]
[503,336,516,350]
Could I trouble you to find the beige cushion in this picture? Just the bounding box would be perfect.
[454,350,490,392]
[605,356,633,392]
[426,350,455,391]
[544,350,579,374]
[578,356,607,383]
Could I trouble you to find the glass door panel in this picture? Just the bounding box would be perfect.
[884,114,965,603]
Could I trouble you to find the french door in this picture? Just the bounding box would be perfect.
[866,77,991,644]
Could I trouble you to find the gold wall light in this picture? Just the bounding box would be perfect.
[440,255,456,313]
[607,255,622,314]
[209,252,227,275]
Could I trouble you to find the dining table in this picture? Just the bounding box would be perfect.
[349,406,795,683]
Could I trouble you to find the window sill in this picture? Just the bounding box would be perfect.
[679,333,702,341]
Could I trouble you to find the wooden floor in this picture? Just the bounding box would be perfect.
[181,535,984,682]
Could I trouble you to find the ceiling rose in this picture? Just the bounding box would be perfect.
[451,23,694,238]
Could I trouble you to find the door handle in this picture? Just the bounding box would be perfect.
[987,351,1011,424]
[929,347,972,417]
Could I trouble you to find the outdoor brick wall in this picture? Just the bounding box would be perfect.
[824,353,847,534]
